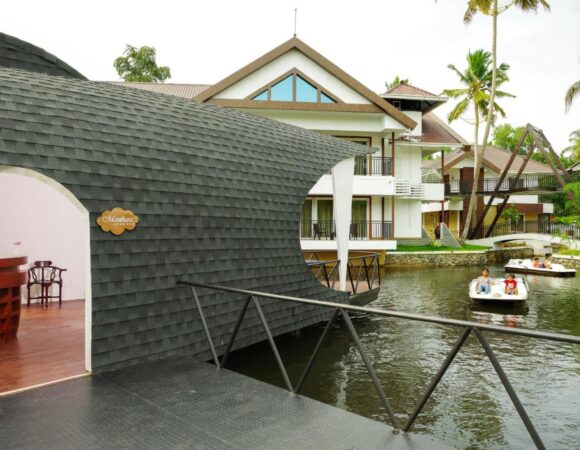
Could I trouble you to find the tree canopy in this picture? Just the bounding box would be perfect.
[114,45,171,82]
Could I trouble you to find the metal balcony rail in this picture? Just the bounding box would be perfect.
[176,280,580,450]
[445,172,579,196]
[354,156,393,176]
[469,220,580,240]
[304,251,381,294]
[300,220,393,240]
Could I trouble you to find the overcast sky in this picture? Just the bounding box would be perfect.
[3,0,579,151]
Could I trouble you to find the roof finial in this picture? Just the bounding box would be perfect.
[293,8,298,37]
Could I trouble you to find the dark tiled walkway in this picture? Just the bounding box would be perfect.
[0,357,452,449]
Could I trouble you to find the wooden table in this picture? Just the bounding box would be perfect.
[0,256,28,342]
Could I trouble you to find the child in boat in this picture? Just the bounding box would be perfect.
[476,268,492,294]
[504,273,518,295]
[533,257,541,268]
[544,255,552,269]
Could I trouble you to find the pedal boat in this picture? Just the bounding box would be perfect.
[469,277,529,302]
[505,259,576,278]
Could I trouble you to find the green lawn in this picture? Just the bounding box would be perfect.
[395,244,490,252]
[557,248,580,256]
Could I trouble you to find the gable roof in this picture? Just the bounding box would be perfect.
[381,82,440,99]
[422,145,554,174]
[106,82,210,99]
[193,37,416,130]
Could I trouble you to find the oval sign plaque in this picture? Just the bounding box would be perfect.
[96,207,139,235]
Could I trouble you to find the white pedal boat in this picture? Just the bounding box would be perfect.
[469,277,529,302]
[505,259,576,278]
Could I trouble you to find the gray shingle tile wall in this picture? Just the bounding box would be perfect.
[0,67,368,372]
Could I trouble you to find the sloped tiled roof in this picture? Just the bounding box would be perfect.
[381,82,440,99]
[422,145,553,174]
[419,113,468,145]
[0,32,86,79]
[0,66,369,372]
[106,81,211,99]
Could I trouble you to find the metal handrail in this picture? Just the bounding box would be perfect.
[468,221,580,240]
[176,280,580,450]
[445,171,579,196]
[305,251,381,294]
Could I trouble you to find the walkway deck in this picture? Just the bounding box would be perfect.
[0,357,451,449]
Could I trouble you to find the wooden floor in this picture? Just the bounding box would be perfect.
[0,299,86,394]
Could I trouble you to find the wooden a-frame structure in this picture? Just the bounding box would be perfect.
[468,124,572,239]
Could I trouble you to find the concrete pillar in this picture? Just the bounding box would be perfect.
[332,157,355,291]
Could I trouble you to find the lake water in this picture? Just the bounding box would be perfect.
[227,265,580,449]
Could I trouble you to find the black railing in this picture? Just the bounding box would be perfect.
[176,280,580,450]
[354,156,393,176]
[445,172,579,196]
[304,251,381,294]
[300,220,393,240]
[469,221,580,239]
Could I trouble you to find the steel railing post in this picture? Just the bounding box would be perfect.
[295,308,340,393]
[252,295,294,393]
[402,327,472,432]
[189,286,220,367]
[340,308,400,430]
[474,329,545,450]
[219,294,252,368]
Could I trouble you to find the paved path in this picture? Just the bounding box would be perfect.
[0,357,453,449]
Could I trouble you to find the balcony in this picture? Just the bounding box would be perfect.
[300,220,393,240]
[354,156,393,176]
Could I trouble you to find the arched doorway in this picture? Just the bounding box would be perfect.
[0,166,91,393]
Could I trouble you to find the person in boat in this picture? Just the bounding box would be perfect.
[476,268,492,294]
[533,257,541,268]
[504,273,518,295]
[543,255,552,269]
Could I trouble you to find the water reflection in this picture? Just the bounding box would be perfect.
[227,265,579,449]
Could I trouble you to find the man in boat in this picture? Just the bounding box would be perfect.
[544,255,552,269]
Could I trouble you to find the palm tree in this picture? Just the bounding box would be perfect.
[456,0,550,238]
[565,80,580,112]
[443,49,514,238]
[563,130,580,161]
[385,76,409,91]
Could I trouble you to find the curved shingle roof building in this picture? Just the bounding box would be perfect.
[0,32,86,79]
[0,37,367,372]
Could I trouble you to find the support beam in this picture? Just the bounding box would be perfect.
[332,157,355,292]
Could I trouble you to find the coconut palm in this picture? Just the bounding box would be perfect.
[443,49,514,237]
[452,0,550,238]
[563,130,580,161]
[565,80,580,112]
[385,76,409,91]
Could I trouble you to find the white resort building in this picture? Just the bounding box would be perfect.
[114,37,468,251]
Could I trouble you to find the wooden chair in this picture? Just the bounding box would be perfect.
[313,223,325,240]
[27,261,67,306]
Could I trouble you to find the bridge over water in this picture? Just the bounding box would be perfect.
[466,221,579,248]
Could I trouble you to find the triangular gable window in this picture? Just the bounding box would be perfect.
[250,69,338,104]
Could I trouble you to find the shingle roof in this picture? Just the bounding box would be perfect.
[419,113,468,145]
[106,81,211,99]
[422,145,554,174]
[0,32,86,79]
[381,82,440,99]
[0,66,369,372]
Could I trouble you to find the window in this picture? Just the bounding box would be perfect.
[249,70,338,104]
[252,90,268,101]
[296,76,317,102]
[270,75,293,101]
